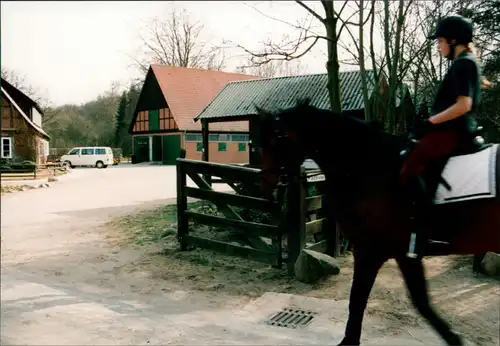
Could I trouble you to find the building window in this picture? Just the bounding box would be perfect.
[185,133,202,142]
[43,139,50,156]
[196,142,203,152]
[231,134,249,142]
[185,133,250,143]
[1,137,12,158]
[218,142,227,152]
[134,111,149,132]
[238,143,246,152]
[160,108,175,130]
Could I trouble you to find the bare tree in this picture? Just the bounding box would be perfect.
[230,1,366,114]
[1,67,57,127]
[131,8,226,75]
[336,0,375,120]
[338,0,471,132]
[236,58,306,78]
[1,67,46,105]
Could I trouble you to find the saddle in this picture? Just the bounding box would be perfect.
[401,126,496,256]
[400,126,491,202]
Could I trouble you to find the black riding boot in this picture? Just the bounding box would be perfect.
[403,176,430,258]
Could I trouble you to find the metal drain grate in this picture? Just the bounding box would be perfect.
[264,307,317,329]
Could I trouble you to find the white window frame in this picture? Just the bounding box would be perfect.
[43,139,50,156]
[1,137,13,159]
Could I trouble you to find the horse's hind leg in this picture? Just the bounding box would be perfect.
[396,256,463,345]
[338,245,387,346]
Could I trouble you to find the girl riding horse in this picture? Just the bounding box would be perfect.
[401,15,492,258]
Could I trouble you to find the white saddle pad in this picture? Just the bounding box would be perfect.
[434,143,499,204]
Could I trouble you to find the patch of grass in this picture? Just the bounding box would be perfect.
[110,201,213,246]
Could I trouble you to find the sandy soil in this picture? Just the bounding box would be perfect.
[107,202,500,346]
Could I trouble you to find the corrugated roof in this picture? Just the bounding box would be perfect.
[195,70,376,121]
[149,65,260,132]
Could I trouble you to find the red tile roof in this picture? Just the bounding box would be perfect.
[151,65,259,132]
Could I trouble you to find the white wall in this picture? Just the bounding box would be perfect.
[32,107,42,127]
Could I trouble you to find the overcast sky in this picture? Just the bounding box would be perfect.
[1,1,363,107]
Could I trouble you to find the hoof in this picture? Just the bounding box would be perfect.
[447,331,464,346]
[338,337,360,346]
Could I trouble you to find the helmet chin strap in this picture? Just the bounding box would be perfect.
[446,39,457,61]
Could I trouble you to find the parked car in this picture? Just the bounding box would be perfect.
[60,147,114,169]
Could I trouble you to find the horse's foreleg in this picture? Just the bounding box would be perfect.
[396,256,464,346]
[338,246,387,346]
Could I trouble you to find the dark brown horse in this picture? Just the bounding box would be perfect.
[256,99,500,346]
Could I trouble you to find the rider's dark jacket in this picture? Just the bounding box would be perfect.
[431,50,482,135]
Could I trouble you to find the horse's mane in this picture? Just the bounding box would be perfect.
[283,98,404,152]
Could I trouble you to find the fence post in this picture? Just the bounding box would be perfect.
[272,184,287,269]
[201,120,211,187]
[334,222,341,257]
[319,184,341,258]
[286,165,306,276]
[176,159,188,251]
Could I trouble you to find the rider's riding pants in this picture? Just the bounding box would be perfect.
[400,129,461,185]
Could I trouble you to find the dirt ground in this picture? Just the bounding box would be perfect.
[107,202,500,346]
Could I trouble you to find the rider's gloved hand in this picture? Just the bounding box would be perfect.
[413,118,435,138]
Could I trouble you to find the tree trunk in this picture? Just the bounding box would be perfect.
[385,0,406,134]
[359,0,371,120]
[324,1,342,114]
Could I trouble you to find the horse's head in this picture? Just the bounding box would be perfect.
[256,99,311,198]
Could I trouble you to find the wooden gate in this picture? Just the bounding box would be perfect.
[176,159,340,276]
[176,158,285,267]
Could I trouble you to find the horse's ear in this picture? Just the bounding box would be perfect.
[296,98,311,107]
[255,105,271,123]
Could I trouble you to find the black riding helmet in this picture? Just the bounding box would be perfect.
[428,15,474,60]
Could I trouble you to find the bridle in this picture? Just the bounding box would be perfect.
[259,130,292,190]
[259,124,324,196]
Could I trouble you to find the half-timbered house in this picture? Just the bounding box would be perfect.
[128,65,258,164]
[1,78,50,165]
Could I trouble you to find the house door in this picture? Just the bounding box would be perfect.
[152,136,162,161]
[134,136,150,163]
[162,135,181,165]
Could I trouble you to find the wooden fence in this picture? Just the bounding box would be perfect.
[301,167,341,256]
[1,162,67,181]
[177,158,285,267]
[176,159,339,276]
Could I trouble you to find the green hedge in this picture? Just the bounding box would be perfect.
[0,159,36,173]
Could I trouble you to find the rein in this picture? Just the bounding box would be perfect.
[260,166,325,188]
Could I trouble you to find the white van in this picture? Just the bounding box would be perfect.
[60,147,114,169]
